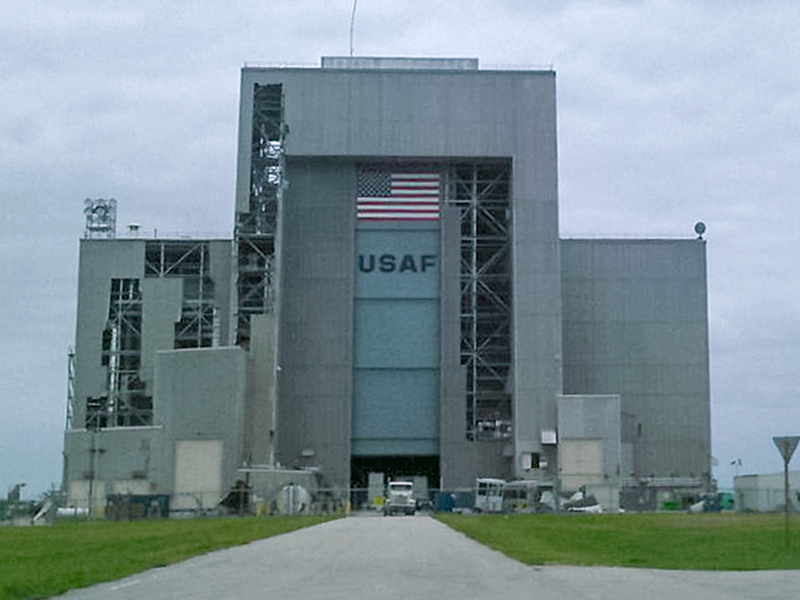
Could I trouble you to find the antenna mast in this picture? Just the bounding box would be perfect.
[83,198,117,239]
[349,0,358,56]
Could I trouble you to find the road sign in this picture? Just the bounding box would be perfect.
[773,435,799,551]
[773,436,800,462]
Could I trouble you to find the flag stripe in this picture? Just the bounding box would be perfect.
[358,214,439,220]
[357,201,439,207]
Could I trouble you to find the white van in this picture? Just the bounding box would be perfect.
[474,478,505,513]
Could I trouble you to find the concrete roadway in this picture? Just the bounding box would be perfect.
[55,513,800,600]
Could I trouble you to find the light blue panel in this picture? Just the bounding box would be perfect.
[351,196,442,457]
[352,368,439,456]
[354,299,439,368]
[355,228,440,299]
[351,438,438,456]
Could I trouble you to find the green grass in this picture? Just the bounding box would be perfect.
[0,515,334,600]
[4,513,798,599]
[438,512,800,570]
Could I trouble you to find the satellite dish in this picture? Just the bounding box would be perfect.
[694,222,706,239]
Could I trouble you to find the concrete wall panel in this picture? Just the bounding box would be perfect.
[154,346,246,496]
[277,158,354,486]
[207,240,234,346]
[561,239,710,481]
[141,277,182,385]
[244,314,277,465]
[73,240,145,427]
[63,426,167,509]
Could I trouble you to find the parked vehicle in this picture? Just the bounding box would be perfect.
[502,480,558,513]
[384,481,415,516]
[562,490,602,513]
[474,478,505,513]
[501,480,537,513]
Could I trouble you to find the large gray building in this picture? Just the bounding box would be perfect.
[62,57,710,514]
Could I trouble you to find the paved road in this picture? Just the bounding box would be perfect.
[55,514,800,600]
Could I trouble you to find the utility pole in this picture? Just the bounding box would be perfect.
[88,429,105,518]
[88,431,95,518]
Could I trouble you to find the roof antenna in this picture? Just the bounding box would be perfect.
[349,0,358,56]
[694,221,706,240]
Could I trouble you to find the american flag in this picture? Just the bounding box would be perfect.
[357,172,441,220]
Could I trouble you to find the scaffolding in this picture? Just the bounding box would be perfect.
[234,83,285,347]
[445,162,513,440]
[88,278,152,428]
[354,160,512,440]
[85,242,221,429]
[65,348,75,429]
[145,240,217,348]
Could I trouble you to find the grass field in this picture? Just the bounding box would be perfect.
[0,515,334,600]
[437,512,800,571]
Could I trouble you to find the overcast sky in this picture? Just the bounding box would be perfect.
[2,0,799,499]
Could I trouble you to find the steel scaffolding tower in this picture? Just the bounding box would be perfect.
[145,240,217,348]
[65,348,75,429]
[234,83,285,347]
[89,278,151,428]
[83,241,221,431]
[446,162,512,440]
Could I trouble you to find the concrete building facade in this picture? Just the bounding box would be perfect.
[734,471,800,513]
[62,57,711,513]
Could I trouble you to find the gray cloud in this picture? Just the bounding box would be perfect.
[2,0,799,496]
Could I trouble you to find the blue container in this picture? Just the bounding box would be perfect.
[434,491,455,512]
[434,491,475,512]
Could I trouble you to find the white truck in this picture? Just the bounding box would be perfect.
[383,481,416,516]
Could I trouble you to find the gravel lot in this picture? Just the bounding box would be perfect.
[55,513,800,600]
